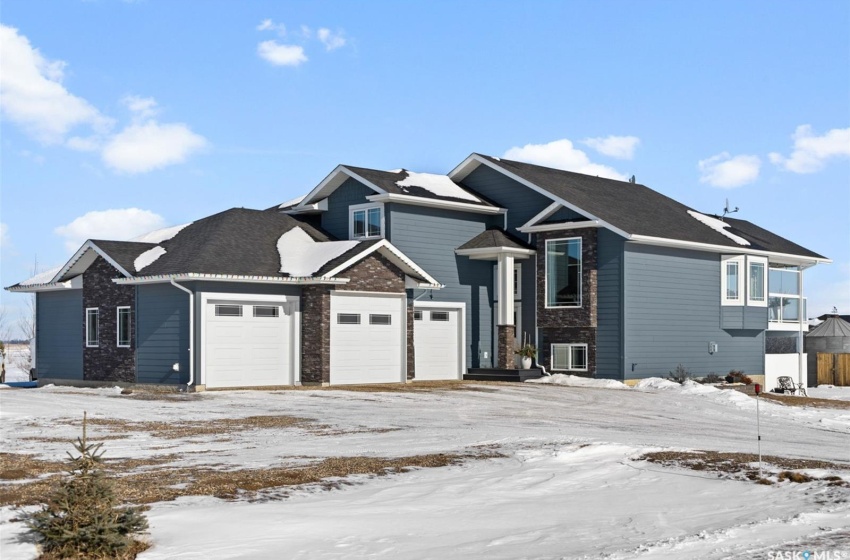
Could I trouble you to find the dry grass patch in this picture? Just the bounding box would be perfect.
[760,393,850,410]
[0,453,66,481]
[641,450,850,488]
[55,414,313,439]
[1,451,500,507]
[298,380,505,393]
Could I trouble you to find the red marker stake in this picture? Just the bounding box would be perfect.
[754,383,762,477]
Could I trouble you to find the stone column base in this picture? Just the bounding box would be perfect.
[497,324,516,369]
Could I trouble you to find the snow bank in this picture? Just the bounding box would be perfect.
[18,265,62,286]
[277,227,358,277]
[687,210,750,246]
[635,377,757,410]
[134,246,166,272]
[396,171,481,202]
[131,223,191,244]
[634,377,681,390]
[526,374,628,390]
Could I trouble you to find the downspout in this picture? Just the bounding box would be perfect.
[170,279,194,389]
[798,264,808,387]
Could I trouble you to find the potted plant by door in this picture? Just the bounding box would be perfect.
[515,343,537,370]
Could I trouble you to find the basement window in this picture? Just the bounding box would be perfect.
[370,314,392,325]
[551,343,588,372]
[117,307,131,347]
[86,308,99,347]
[337,313,360,325]
[215,305,242,317]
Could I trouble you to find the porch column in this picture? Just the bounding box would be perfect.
[497,253,515,369]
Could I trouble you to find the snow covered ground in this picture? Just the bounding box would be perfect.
[1,380,849,559]
[1,344,30,383]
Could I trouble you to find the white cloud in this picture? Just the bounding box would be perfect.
[581,135,640,160]
[122,95,159,120]
[55,209,167,252]
[102,121,208,174]
[0,24,113,144]
[503,139,627,181]
[697,152,761,188]
[317,28,346,51]
[256,19,286,35]
[0,223,10,248]
[257,40,308,67]
[768,125,850,174]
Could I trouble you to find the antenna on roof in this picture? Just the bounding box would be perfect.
[629,175,636,184]
[721,198,739,221]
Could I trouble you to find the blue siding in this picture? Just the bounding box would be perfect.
[136,284,189,384]
[623,244,765,379]
[722,306,768,330]
[388,204,495,367]
[596,230,624,379]
[460,165,556,356]
[36,290,83,379]
[461,165,554,233]
[321,178,377,239]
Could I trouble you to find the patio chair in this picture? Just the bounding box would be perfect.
[775,376,807,397]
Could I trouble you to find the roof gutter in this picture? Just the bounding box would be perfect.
[113,273,350,286]
[169,279,195,390]
[366,193,504,215]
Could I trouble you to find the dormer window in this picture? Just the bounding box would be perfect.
[349,203,384,240]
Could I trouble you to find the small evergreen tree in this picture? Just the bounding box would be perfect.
[27,412,148,559]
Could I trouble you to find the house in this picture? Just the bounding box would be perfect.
[7,154,830,389]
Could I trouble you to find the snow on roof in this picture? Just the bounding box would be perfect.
[687,211,750,246]
[277,227,358,277]
[134,246,167,272]
[396,171,481,202]
[278,194,306,209]
[18,266,62,286]
[131,223,192,244]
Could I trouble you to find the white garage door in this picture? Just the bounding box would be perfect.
[204,300,293,388]
[414,307,461,380]
[330,293,404,384]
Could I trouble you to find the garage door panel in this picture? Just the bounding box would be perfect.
[330,294,404,385]
[414,306,461,380]
[204,300,293,388]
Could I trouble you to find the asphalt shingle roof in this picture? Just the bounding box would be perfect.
[89,240,157,274]
[343,165,494,206]
[457,228,535,252]
[474,155,826,259]
[136,208,331,277]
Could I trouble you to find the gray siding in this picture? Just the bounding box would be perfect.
[36,290,83,379]
[597,230,625,379]
[623,244,765,379]
[388,204,495,367]
[721,306,768,330]
[321,178,377,239]
[136,283,190,384]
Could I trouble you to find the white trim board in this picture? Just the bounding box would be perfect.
[296,165,387,208]
[322,239,443,288]
[366,193,504,215]
[628,235,832,265]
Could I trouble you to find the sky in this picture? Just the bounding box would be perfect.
[1,0,848,332]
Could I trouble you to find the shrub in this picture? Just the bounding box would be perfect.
[699,373,724,384]
[727,370,753,385]
[27,413,148,559]
[667,364,691,384]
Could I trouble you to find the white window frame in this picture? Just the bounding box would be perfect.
[349,202,385,240]
[86,307,99,347]
[544,237,582,309]
[550,343,588,372]
[746,256,768,307]
[721,255,744,306]
[116,306,131,348]
[513,263,522,300]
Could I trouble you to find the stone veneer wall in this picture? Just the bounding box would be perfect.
[497,324,516,369]
[300,253,413,384]
[82,256,136,382]
[536,228,598,375]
